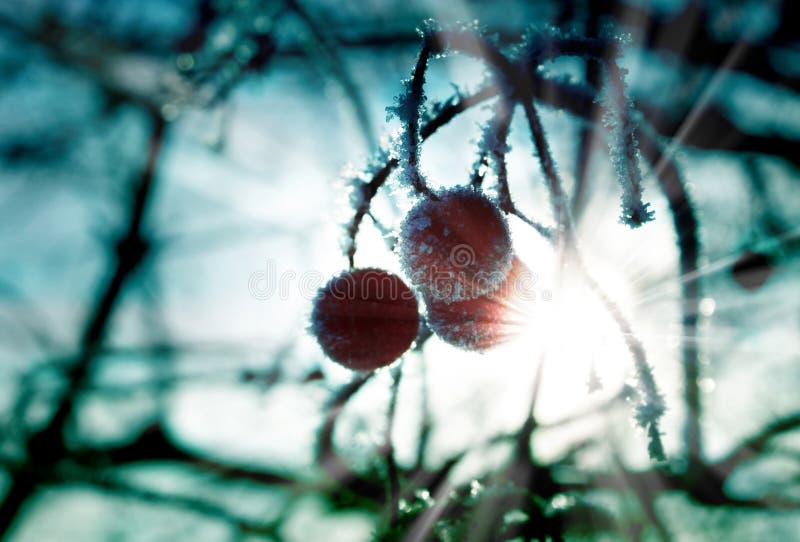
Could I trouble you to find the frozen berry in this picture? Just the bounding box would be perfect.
[399,187,513,302]
[731,250,773,291]
[424,257,535,351]
[311,268,419,371]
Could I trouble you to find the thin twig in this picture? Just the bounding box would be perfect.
[384,366,403,526]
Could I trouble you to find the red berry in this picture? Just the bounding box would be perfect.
[731,250,773,291]
[424,257,535,351]
[311,269,419,371]
[399,187,513,302]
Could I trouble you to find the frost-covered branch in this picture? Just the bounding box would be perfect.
[386,44,433,196]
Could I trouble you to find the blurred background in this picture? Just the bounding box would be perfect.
[0,0,798,540]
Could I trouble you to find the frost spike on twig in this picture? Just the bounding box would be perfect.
[605,56,654,227]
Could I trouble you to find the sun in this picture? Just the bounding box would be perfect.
[495,230,643,427]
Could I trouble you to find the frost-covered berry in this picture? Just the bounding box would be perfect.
[311,269,419,371]
[425,257,534,351]
[399,187,513,302]
[731,250,773,291]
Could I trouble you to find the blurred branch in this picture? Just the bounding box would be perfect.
[315,374,383,501]
[285,0,375,150]
[596,0,799,94]
[610,449,671,542]
[0,13,177,112]
[414,357,432,471]
[571,1,603,219]
[566,410,800,512]
[639,101,800,170]
[77,477,279,536]
[539,388,628,429]
[514,355,545,466]
[0,111,165,540]
[75,423,296,488]
[382,366,403,526]
[715,412,800,477]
